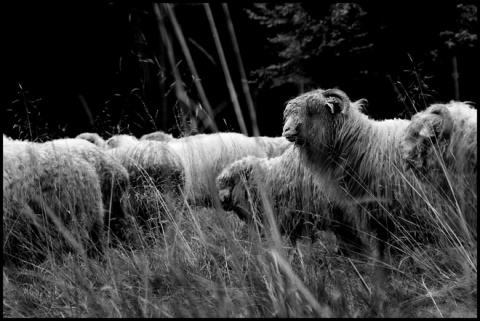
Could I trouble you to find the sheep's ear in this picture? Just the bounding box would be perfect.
[419,106,453,140]
[418,125,436,138]
[323,88,351,114]
[326,97,344,114]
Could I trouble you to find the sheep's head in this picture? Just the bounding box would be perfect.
[106,134,138,149]
[76,132,107,149]
[282,88,351,151]
[216,158,260,222]
[402,104,454,172]
[140,131,174,142]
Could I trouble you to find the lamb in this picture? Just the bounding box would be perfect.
[140,130,175,142]
[76,132,108,149]
[281,88,424,258]
[216,145,363,249]
[3,136,105,265]
[106,138,185,227]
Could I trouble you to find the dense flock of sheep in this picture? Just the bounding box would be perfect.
[3,87,477,266]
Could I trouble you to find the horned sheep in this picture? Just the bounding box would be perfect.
[281,88,430,257]
[3,136,105,265]
[282,88,419,203]
[216,145,363,248]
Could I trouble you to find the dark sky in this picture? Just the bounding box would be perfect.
[3,3,284,138]
[3,3,478,139]
[4,3,125,135]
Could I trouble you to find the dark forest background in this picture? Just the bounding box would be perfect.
[3,3,477,140]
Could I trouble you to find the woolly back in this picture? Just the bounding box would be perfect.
[168,132,269,204]
[253,136,291,158]
[3,138,105,264]
[3,138,104,225]
[107,139,184,190]
[47,138,136,244]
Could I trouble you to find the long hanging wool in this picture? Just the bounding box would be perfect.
[281,88,445,255]
[45,138,136,246]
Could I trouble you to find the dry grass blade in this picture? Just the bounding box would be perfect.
[222,3,260,136]
[163,3,218,133]
[204,3,248,135]
[153,3,202,134]
[269,249,332,318]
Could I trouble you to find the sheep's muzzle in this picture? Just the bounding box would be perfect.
[218,188,234,211]
[282,118,300,143]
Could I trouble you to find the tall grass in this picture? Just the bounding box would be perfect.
[3,3,476,318]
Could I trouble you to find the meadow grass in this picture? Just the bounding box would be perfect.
[3,140,477,317]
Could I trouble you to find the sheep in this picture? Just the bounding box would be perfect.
[43,138,137,247]
[281,88,428,259]
[106,132,289,207]
[76,132,108,149]
[166,132,279,206]
[106,138,185,228]
[140,130,175,142]
[402,101,477,180]
[282,88,416,204]
[216,145,363,250]
[3,136,105,265]
[401,101,477,233]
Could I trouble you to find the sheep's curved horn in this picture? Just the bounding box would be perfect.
[323,89,351,114]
